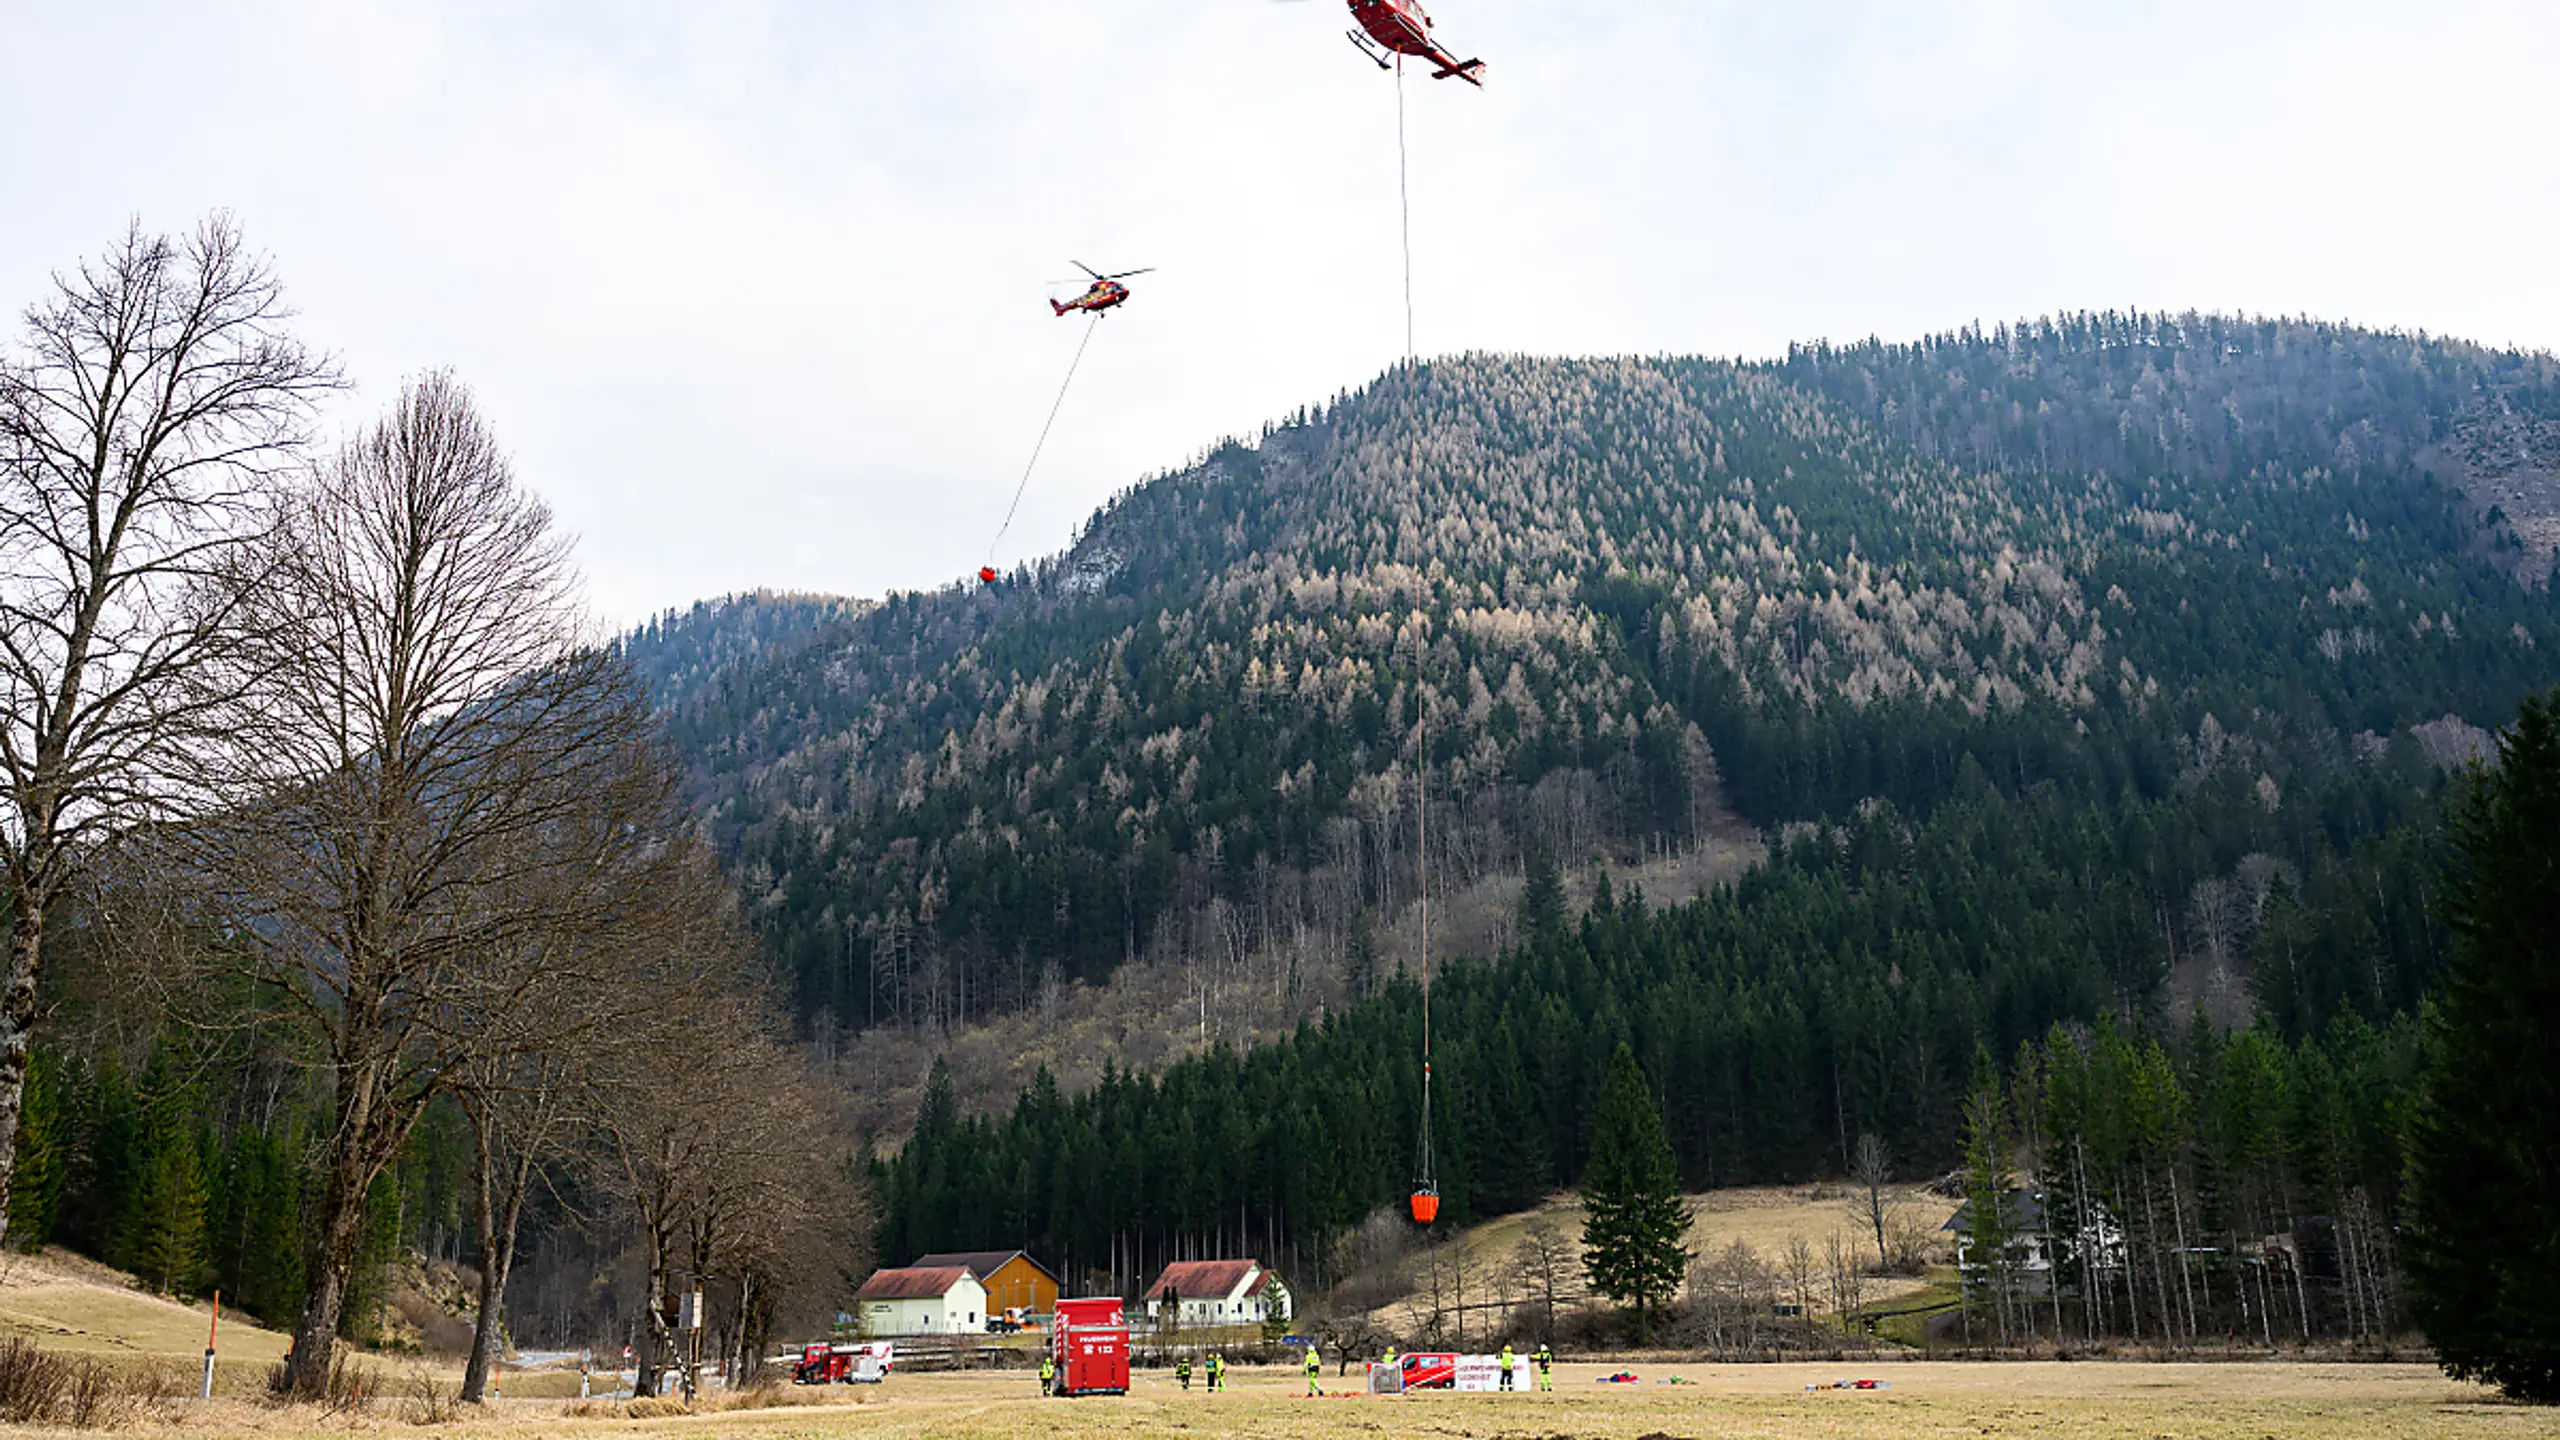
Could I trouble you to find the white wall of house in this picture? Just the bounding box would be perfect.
[1145,1269,1292,1326]
[862,1275,989,1336]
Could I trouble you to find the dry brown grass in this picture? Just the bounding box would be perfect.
[19,1362,2549,1440]
[0,1249,289,1369]
[1360,1182,1958,1335]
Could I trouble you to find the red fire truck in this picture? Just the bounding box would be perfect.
[792,1341,890,1384]
[1047,1298,1129,1397]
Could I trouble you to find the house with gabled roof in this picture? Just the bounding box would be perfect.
[1140,1259,1292,1329]
[854,1264,987,1336]
[913,1250,1060,1318]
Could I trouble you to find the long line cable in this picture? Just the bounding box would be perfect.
[1398,52,1436,1202]
[988,313,1101,570]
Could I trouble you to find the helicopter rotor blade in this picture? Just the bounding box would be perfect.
[1099,268,1156,280]
[1072,260,1104,280]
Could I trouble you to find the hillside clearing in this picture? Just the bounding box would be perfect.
[1355,1182,1957,1334]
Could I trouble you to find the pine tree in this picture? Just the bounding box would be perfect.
[120,1093,210,1296]
[1342,917,1378,1001]
[3,1053,62,1250]
[1580,1043,1688,1341]
[1516,843,1567,950]
[1959,1051,2014,1340]
[2406,688,2560,1403]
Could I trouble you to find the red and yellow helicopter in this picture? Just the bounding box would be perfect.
[1050,261,1154,317]
[1299,0,1486,85]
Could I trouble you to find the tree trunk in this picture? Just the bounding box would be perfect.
[462,1120,535,1404]
[287,1156,373,1395]
[0,902,44,1225]
[286,1059,394,1397]
[462,1243,515,1402]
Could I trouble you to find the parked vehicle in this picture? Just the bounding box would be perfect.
[793,1342,891,1384]
[1047,1299,1129,1396]
[1394,1352,1460,1389]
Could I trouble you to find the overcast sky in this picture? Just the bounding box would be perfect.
[5,1,2555,624]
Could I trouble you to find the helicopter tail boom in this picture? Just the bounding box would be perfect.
[1430,56,1485,83]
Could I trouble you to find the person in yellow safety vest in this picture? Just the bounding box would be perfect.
[1534,1343,1554,1391]
[1499,1344,1516,1391]
[1039,1354,1056,1391]
[1206,1353,1224,1391]
[1176,1355,1192,1390]
[1305,1342,1322,1395]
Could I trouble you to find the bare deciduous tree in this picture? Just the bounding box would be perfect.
[1823,1228,1867,1346]
[0,216,333,1211]
[1507,1219,1576,1343]
[596,994,860,1402]
[1783,1234,1819,1344]
[1850,1132,1893,1270]
[452,775,742,1403]
[183,372,661,1395]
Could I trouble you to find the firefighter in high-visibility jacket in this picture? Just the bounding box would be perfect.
[1499,1344,1516,1390]
[1206,1353,1225,1391]
[1534,1343,1554,1391]
[1304,1342,1322,1395]
[1039,1354,1056,1391]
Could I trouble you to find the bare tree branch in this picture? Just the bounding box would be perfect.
[0,214,335,1219]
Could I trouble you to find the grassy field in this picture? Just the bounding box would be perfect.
[47,1361,2558,1440]
[1364,1181,1957,1337]
[0,1249,294,1395]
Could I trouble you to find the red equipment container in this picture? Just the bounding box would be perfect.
[1048,1298,1129,1397]
[1409,1189,1440,1224]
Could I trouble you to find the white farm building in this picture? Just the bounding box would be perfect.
[854,1265,988,1336]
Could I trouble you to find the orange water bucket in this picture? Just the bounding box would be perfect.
[1409,1190,1440,1225]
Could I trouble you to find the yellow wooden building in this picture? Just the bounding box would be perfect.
[913,1250,1060,1318]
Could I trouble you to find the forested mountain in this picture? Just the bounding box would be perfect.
[842,315,2560,1305]
[617,590,866,713]
[28,312,2560,1344]
[648,315,2556,1052]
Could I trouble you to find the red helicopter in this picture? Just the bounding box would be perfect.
[1328,0,1486,85]
[1050,261,1153,317]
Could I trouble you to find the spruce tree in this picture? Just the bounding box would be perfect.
[1580,1043,1688,1341]
[1517,842,1568,950]
[120,1097,209,1295]
[1958,1053,2015,1340]
[2406,689,2560,1403]
[3,1053,61,1249]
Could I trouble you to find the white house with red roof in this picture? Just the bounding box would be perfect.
[1140,1259,1293,1328]
[854,1264,988,1336]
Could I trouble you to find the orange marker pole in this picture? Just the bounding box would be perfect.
[201,1291,222,1399]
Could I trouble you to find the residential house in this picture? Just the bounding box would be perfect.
[1943,1188,2125,1298]
[1141,1259,1292,1329]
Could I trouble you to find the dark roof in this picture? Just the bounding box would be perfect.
[1943,1188,2060,1232]
[855,1265,976,1300]
[1144,1259,1263,1301]
[914,1250,1058,1283]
